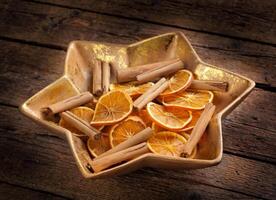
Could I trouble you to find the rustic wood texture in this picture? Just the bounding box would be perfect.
[33,0,276,45]
[0,0,276,199]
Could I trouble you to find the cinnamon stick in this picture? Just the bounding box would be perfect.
[136,60,184,83]
[96,127,153,159]
[102,61,110,94]
[134,78,169,110]
[60,111,101,140]
[190,80,228,92]
[116,59,179,83]
[41,91,94,116]
[181,103,216,157]
[91,142,149,172]
[92,59,102,96]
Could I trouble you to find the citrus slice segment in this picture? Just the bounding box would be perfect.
[160,70,193,96]
[91,90,133,125]
[87,134,111,157]
[146,102,192,130]
[147,131,187,157]
[110,82,154,98]
[179,110,202,132]
[109,116,146,148]
[59,106,94,136]
[161,90,214,110]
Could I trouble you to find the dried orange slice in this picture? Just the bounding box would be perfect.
[147,131,187,157]
[59,106,94,136]
[91,90,133,125]
[146,102,192,130]
[110,82,154,98]
[152,122,166,133]
[179,110,202,132]
[161,90,213,110]
[109,116,146,147]
[137,109,153,127]
[87,134,111,157]
[160,70,193,96]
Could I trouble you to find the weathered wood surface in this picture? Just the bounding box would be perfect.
[0,182,69,200]
[0,105,275,199]
[0,1,276,87]
[0,0,276,199]
[33,0,276,45]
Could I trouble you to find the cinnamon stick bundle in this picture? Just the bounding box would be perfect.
[41,91,94,116]
[136,60,184,83]
[190,80,228,92]
[102,61,110,94]
[96,127,153,159]
[91,142,149,173]
[116,59,179,83]
[181,103,216,157]
[60,111,101,140]
[92,59,103,96]
[133,78,169,110]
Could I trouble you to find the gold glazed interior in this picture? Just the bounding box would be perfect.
[20,32,255,178]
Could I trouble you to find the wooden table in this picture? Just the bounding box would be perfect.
[0,1,275,199]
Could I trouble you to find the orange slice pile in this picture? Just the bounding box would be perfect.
[146,102,192,130]
[109,116,146,147]
[91,90,133,125]
[160,70,193,96]
[161,90,213,110]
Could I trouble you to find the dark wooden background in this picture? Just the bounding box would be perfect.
[0,0,276,199]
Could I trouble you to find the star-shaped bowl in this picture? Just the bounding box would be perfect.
[20,32,255,178]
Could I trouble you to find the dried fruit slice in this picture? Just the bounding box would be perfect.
[146,102,192,130]
[180,110,202,132]
[91,90,133,125]
[160,70,193,96]
[87,134,111,157]
[59,106,94,136]
[147,131,187,157]
[109,116,146,148]
[110,82,154,98]
[161,90,214,110]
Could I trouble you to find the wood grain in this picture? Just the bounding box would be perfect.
[0,105,274,199]
[0,1,276,86]
[33,0,276,45]
[0,40,275,164]
[0,182,69,200]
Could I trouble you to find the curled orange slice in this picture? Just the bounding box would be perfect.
[146,102,192,130]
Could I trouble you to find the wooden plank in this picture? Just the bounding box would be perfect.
[0,106,272,199]
[0,1,276,86]
[31,0,276,45]
[0,182,69,200]
[0,40,275,164]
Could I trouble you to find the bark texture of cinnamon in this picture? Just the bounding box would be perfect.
[91,142,149,173]
[102,61,110,94]
[133,78,169,110]
[190,80,228,92]
[41,91,94,116]
[60,111,101,140]
[92,59,103,96]
[116,59,179,83]
[96,127,153,159]
[136,60,184,83]
[181,103,216,157]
